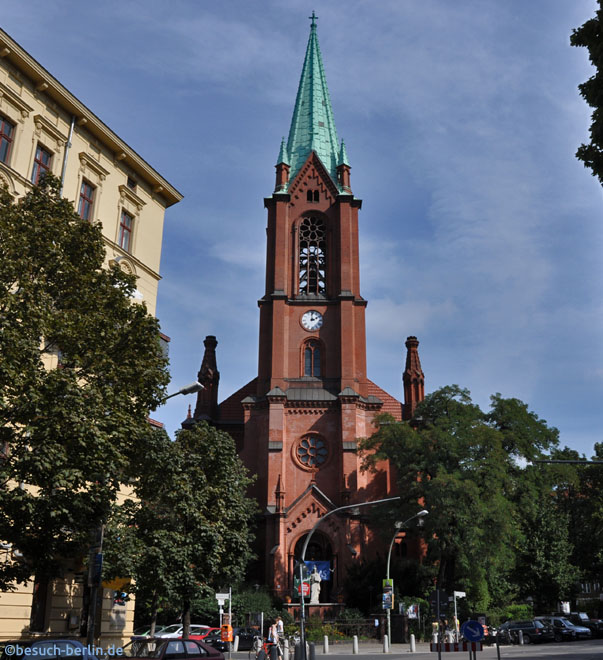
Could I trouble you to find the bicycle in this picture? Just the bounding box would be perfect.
[248,636,283,660]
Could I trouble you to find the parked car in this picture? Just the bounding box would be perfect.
[0,640,94,660]
[117,639,223,660]
[535,616,592,641]
[496,619,554,644]
[132,625,168,639]
[204,627,259,651]
[155,625,213,640]
[555,612,603,638]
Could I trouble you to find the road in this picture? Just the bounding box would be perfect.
[232,638,603,660]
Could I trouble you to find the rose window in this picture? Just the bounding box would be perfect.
[296,436,328,468]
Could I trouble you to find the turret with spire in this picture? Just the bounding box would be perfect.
[188,335,220,425]
[402,336,425,420]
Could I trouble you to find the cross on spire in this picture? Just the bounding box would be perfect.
[309,10,318,28]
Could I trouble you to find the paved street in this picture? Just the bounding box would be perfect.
[231,638,603,660]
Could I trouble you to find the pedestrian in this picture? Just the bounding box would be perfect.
[276,616,284,636]
[268,622,282,657]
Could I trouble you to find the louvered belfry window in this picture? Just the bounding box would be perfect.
[299,216,326,295]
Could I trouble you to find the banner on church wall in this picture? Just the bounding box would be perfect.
[304,560,331,581]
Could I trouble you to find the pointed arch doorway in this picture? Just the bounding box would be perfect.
[294,531,334,603]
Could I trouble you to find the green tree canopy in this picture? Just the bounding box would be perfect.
[571,0,603,184]
[359,385,574,612]
[0,176,169,588]
[103,422,257,636]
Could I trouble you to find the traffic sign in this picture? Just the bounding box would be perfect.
[461,620,484,642]
[428,590,449,610]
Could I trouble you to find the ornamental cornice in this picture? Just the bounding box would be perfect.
[78,151,110,182]
[119,184,145,213]
[33,113,68,148]
[0,80,33,120]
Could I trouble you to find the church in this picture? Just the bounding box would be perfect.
[184,15,425,604]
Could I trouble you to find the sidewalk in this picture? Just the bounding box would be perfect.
[311,641,432,655]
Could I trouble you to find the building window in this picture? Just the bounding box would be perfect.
[0,116,14,164]
[306,189,319,202]
[77,180,95,221]
[299,216,326,295]
[296,435,328,468]
[304,339,321,377]
[118,210,133,252]
[32,144,52,184]
[126,176,137,191]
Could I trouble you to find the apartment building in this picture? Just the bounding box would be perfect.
[0,27,182,641]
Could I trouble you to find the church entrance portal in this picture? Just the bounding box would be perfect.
[294,532,333,603]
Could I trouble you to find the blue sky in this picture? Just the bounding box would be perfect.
[4,1,602,456]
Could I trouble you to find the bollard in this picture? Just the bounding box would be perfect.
[410,634,416,653]
[308,642,316,660]
[293,643,300,660]
[323,636,329,654]
[383,634,389,653]
[352,635,359,654]
[518,630,524,645]
[283,639,289,660]
[269,645,279,660]
[233,636,239,652]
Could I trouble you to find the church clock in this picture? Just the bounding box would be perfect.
[301,310,323,331]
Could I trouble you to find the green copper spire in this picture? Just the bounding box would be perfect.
[286,12,341,187]
[338,139,350,167]
[277,136,290,165]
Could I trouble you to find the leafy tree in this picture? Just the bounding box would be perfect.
[571,1,603,185]
[0,176,168,589]
[359,386,568,613]
[104,422,257,637]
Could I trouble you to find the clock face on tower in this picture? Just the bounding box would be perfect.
[301,310,323,331]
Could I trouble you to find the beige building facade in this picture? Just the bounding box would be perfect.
[0,28,182,642]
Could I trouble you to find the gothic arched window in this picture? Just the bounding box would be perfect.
[304,339,321,377]
[299,216,326,295]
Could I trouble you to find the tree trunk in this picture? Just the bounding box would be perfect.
[149,591,159,636]
[182,599,191,639]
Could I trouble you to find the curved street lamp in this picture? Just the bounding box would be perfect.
[297,496,401,660]
[385,509,429,646]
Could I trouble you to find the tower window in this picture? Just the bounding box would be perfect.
[299,216,326,295]
[304,339,321,377]
[306,189,320,202]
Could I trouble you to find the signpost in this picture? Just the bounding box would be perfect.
[452,591,466,637]
[460,621,484,659]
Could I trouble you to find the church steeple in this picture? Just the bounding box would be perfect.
[285,11,342,188]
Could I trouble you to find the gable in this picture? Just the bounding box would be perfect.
[288,151,339,206]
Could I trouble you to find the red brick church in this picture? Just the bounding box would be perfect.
[184,15,425,603]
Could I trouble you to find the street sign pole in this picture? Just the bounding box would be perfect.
[228,587,232,660]
[436,588,441,660]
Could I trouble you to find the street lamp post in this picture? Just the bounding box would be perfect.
[297,496,401,660]
[85,381,204,645]
[385,510,429,648]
